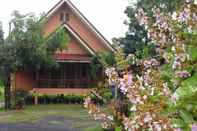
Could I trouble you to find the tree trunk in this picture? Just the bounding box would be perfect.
[4,74,11,110]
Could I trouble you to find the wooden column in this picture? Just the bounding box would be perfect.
[34,96,38,105]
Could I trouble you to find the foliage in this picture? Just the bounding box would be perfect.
[0,11,69,109]
[26,94,85,105]
[46,27,70,54]
[90,52,115,79]
[13,91,28,109]
[0,22,3,45]
[116,0,183,56]
[90,55,103,79]
[84,0,197,130]
[97,51,116,68]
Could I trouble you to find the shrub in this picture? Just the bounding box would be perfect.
[13,90,28,109]
[25,94,85,105]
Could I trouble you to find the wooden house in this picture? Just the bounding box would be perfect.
[11,0,114,95]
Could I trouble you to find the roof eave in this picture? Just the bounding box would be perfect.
[63,24,95,55]
[45,0,115,53]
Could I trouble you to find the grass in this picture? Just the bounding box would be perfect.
[84,125,104,131]
[0,80,4,102]
[0,87,4,102]
[0,104,103,131]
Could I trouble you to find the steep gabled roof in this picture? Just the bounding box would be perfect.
[63,24,95,55]
[44,0,115,52]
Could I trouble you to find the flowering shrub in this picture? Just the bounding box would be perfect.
[84,97,114,129]
[84,0,197,130]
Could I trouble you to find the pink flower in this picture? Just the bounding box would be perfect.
[136,8,149,26]
[174,128,182,131]
[192,124,197,131]
[175,70,191,78]
[84,97,91,108]
[171,93,178,102]
[143,58,159,69]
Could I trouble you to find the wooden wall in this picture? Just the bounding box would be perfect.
[13,70,36,91]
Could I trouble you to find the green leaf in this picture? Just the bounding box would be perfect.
[115,126,122,131]
[179,109,194,123]
[187,45,197,62]
[172,118,185,128]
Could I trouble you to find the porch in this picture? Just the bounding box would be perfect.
[36,62,99,88]
[31,62,102,95]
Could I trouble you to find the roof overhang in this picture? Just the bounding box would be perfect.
[45,0,115,53]
[55,54,92,63]
[63,23,95,55]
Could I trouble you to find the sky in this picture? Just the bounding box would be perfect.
[0,0,130,42]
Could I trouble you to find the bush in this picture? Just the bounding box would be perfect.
[13,90,28,109]
[25,94,86,105]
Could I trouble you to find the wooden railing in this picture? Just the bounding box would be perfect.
[37,79,96,88]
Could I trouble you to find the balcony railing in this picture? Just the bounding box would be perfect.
[37,78,96,88]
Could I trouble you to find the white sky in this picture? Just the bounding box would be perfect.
[0,0,129,42]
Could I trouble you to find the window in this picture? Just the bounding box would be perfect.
[60,12,70,22]
[65,13,70,21]
[60,12,64,21]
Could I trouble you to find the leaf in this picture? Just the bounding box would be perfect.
[172,118,186,128]
[176,73,197,100]
[115,126,122,131]
[179,109,194,123]
[187,45,197,62]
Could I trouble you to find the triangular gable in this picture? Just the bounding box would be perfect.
[43,0,115,53]
[55,24,94,62]
[63,24,95,55]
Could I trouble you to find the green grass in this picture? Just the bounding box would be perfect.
[0,104,103,131]
[84,125,103,131]
[0,80,4,102]
[0,87,4,101]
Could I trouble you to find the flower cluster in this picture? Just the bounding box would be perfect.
[105,67,119,86]
[136,8,148,27]
[84,1,197,130]
[175,70,191,78]
[84,97,114,129]
[119,72,133,94]
[137,7,173,48]
[105,67,118,78]
[133,1,197,130]
[135,0,195,79]
[143,58,160,69]
[123,112,173,131]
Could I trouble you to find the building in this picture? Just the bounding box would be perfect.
[11,0,114,95]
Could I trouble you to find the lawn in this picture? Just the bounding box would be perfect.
[0,80,4,102]
[0,104,103,131]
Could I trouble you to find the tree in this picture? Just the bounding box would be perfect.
[117,0,183,56]
[0,11,69,109]
[0,22,3,45]
[84,0,197,130]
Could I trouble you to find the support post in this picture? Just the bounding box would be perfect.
[34,96,38,105]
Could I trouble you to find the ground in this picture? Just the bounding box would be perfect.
[0,83,3,108]
[0,82,3,103]
[0,105,103,131]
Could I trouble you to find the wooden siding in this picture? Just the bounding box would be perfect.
[14,70,36,91]
[43,3,109,53]
[55,35,90,55]
[32,88,90,95]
